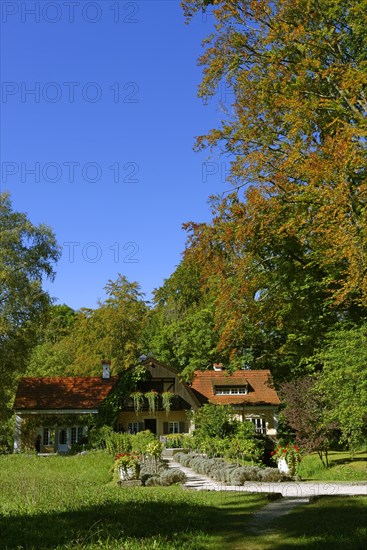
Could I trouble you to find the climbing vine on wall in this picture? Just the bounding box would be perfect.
[20,414,94,451]
[97,365,150,428]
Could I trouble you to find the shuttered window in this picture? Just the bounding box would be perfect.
[163,422,186,434]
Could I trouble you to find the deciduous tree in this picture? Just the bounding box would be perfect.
[316,323,367,451]
[180,0,367,376]
[0,193,59,448]
[280,377,338,467]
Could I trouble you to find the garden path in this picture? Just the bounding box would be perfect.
[166,458,367,497]
[247,497,309,534]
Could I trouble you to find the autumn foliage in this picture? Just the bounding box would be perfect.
[180,0,367,375]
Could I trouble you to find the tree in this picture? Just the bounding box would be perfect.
[63,275,148,375]
[42,304,76,344]
[180,0,367,378]
[0,193,60,448]
[142,258,222,379]
[26,305,76,377]
[192,403,237,439]
[316,323,367,451]
[280,377,338,467]
[27,276,149,378]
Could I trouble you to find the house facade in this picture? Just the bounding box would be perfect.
[13,358,280,452]
[190,364,280,435]
[117,358,200,435]
[13,367,118,453]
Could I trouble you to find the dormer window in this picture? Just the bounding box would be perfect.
[214,386,248,395]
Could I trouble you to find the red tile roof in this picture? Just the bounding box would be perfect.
[13,376,119,411]
[190,370,280,406]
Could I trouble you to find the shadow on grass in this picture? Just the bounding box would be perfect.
[245,496,367,550]
[0,492,263,549]
[329,456,367,466]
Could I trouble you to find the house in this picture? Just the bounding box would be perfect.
[13,364,118,453]
[13,358,280,452]
[189,363,280,435]
[117,357,200,436]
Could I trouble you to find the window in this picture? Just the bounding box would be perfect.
[163,421,185,435]
[128,422,142,434]
[43,428,50,445]
[169,422,180,434]
[247,418,266,434]
[59,429,67,445]
[215,386,247,395]
[71,427,84,445]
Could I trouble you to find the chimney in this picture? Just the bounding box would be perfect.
[213,363,225,371]
[102,360,111,379]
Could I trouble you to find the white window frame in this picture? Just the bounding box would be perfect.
[43,427,50,445]
[215,386,248,395]
[247,418,266,434]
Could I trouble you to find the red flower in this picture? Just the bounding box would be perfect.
[270,451,275,456]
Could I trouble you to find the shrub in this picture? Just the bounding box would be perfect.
[105,432,132,456]
[144,475,161,486]
[162,434,186,449]
[146,440,164,458]
[193,404,239,438]
[175,452,196,467]
[159,469,187,486]
[139,456,187,487]
[87,425,114,450]
[271,444,302,477]
[140,458,166,478]
[89,428,158,456]
[258,468,286,482]
[131,430,156,454]
[174,452,291,484]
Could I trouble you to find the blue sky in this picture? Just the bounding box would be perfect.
[1,1,231,309]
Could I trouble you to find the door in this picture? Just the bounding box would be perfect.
[58,428,68,453]
[144,419,157,434]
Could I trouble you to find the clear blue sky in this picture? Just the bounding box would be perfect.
[1,1,231,309]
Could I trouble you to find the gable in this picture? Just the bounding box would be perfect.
[13,376,119,411]
[134,358,201,410]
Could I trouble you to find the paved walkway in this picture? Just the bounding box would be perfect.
[248,497,310,534]
[167,459,367,535]
[166,459,367,497]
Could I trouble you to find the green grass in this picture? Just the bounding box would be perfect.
[299,450,367,481]
[243,496,367,550]
[0,452,265,549]
[1,452,366,549]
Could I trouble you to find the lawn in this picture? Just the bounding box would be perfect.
[242,496,367,550]
[299,450,367,481]
[0,452,266,549]
[1,452,366,549]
